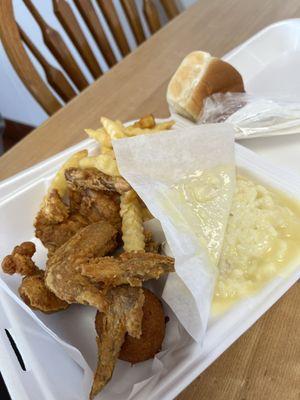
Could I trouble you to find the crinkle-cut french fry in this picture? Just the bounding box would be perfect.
[48,150,88,198]
[125,120,175,136]
[96,155,120,176]
[120,190,145,252]
[101,147,115,157]
[101,117,127,139]
[78,156,98,169]
[133,115,156,129]
[85,128,112,149]
[80,154,120,176]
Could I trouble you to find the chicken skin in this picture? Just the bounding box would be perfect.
[81,251,174,287]
[35,168,122,255]
[65,167,131,194]
[91,286,144,399]
[2,165,174,399]
[45,221,119,312]
[1,242,69,313]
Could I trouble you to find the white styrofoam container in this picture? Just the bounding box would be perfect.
[1,19,300,400]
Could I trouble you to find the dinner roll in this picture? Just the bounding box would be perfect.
[167,51,244,121]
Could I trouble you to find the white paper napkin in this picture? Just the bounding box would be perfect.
[113,124,236,342]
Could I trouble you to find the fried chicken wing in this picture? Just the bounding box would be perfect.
[39,189,69,223]
[79,189,121,229]
[91,286,144,399]
[80,251,174,287]
[35,187,121,254]
[65,168,122,230]
[36,212,90,255]
[65,167,131,194]
[68,186,84,213]
[2,242,38,276]
[1,242,69,313]
[45,222,119,311]
[20,273,69,313]
[35,190,90,254]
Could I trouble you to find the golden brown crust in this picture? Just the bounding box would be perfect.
[96,289,166,365]
[2,241,70,313]
[79,189,121,230]
[167,51,244,121]
[80,251,174,287]
[35,212,90,256]
[45,222,118,311]
[34,186,121,255]
[34,189,89,254]
[91,286,144,399]
[19,273,69,313]
[119,288,165,363]
[65,167,131,194]
[1,242,38,276]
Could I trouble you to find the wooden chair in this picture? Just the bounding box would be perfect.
[0,0,181,117]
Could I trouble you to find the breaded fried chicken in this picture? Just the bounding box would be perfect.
[20,273,69,313]
[65,167,131,194]
[1,242,69,313]
[35,190,90,255]
[79,189,121,229]
[45,222,119,311]
[91,286,144,399]
[35,182,121,255]
[80,251,174,287]
[93,288,167,398]
[2,242,38,276]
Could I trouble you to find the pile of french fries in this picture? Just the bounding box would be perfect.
[46,115,174,252]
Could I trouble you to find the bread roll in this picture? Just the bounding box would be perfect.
[167,51,244,121]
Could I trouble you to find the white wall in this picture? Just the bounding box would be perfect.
[0,0,195,127]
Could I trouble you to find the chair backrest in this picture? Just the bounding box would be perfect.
[0,0,181,116]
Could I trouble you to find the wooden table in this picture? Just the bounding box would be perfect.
[1,1,299,399]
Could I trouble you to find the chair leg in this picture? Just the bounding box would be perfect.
[0,117,5,155]
[1,119,34,153]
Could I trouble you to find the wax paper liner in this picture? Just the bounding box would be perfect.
[0,123,235,398]
[1,123,300,399]
[0,132,189,400]
[113,124,236,342]
[0,219,188,400]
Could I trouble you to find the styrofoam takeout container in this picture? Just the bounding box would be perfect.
[1,19,300,400]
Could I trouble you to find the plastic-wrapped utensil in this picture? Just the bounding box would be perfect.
[170,93,300,139]
[200,93,300,139]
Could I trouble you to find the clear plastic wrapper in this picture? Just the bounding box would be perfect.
[171,93,300,139]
